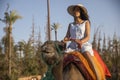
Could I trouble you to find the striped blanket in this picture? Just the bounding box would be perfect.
[63,50,111,80]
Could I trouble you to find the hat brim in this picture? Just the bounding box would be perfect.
[67,4,87,16]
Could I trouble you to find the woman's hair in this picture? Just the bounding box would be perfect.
[73,6,89,21]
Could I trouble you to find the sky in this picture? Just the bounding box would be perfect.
[0,0,120,43]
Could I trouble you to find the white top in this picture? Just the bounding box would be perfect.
[67,21,94,56]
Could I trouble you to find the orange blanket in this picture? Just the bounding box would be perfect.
[93,49,111,77]
[92,55,105,80]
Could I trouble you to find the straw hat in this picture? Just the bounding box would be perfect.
[67,4,88,16]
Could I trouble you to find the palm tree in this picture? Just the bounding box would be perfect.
[51,23,60,41]
[4,10,22,76]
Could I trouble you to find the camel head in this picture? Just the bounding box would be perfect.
[41,41,65,65]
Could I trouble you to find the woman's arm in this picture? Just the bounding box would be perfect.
[81,20,91,43]
[74,20,90,46]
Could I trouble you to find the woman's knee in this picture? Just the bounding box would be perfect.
[83,51,92,59]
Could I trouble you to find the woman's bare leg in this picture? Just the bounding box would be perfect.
[82,51,101,80]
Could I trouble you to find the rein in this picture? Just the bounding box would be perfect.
[54,42,63,56]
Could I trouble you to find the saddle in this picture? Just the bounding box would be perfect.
[63,53,94,80]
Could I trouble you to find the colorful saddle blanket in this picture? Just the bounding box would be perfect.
[63,50,111,80]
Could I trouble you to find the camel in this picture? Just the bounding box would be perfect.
[41,41,111,80]
[41,41,91,80]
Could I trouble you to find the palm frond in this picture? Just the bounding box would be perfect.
[7,10,22,24]
[51,23,60,31]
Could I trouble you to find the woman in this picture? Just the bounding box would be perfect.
[63,4,105,80]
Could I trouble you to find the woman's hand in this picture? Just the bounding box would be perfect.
[62,37,70,43]
[70,38,82,49]
[74,39,82,44]
[69,38,75,41]
[75,39,82,49]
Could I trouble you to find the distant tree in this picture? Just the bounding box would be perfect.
[102,33,107,53]
[36,27,43,47]
[97,31,102,53]
[92,27,99,50]
[107,37,112,52]
[0,42,3,54]
[16,40,39,76]
[1,27,9,61]
[0,53,10,80]
[51,23,60,41]
[3,10,22,76]
[110,33,120,80]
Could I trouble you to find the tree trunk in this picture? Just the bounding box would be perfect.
[47,0,51,41]
[8,24,12,76]
[55,31,57,41]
